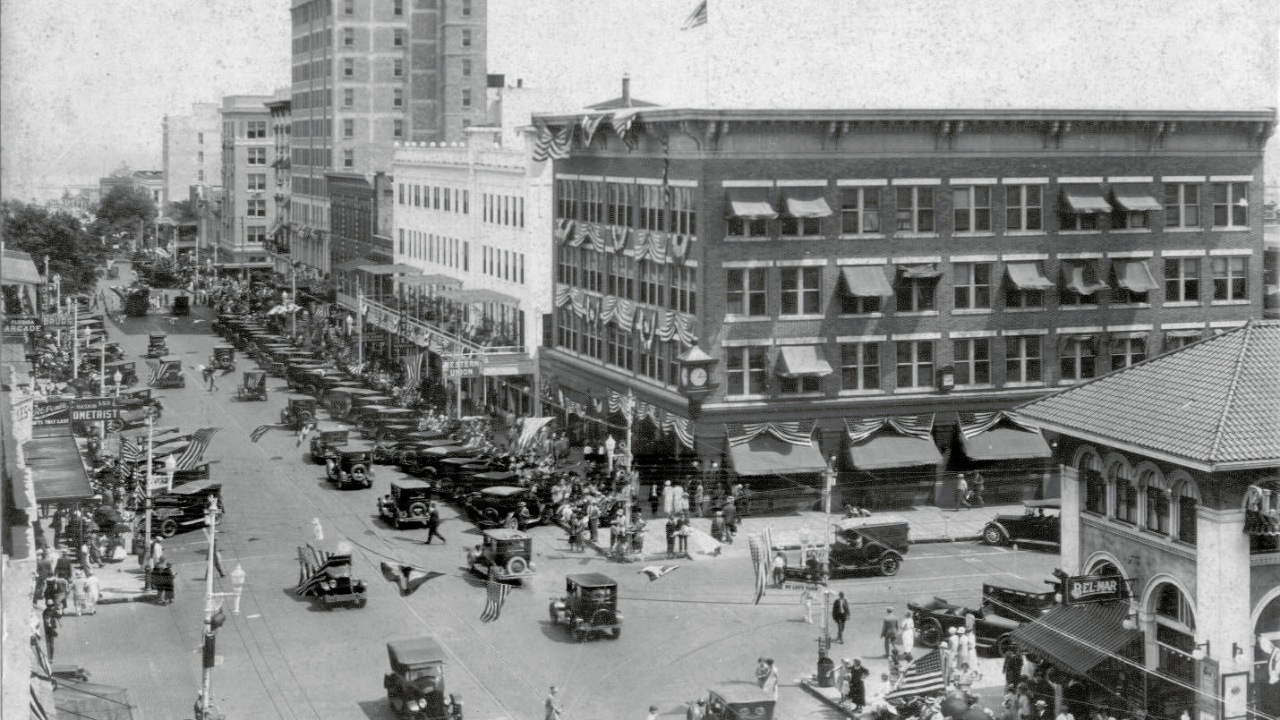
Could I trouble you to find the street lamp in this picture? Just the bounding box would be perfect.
[113,370,122,398]
[199,496,245,720]
[605,435,617,472]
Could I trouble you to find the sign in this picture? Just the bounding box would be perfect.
[1065,573,1126,604]
[444,358,481,379]
[33,399,71,427]
[70,397,119,422]
[42,312,74,329]
[3,316,40,334]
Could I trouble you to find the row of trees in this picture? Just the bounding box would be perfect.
[2,201,109,297]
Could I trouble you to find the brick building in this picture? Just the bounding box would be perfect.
[533,105,1273,506]
[265,89,294,276]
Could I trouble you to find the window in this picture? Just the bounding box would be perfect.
[1164,184,1200,228]
[726,214,770,238]
[1110,336,1146,369]
[1112,265,1151,304]
[343,88,354,107]
[725,347,767,396]
[1005,184,1043,231]
[343,27,354,46]
[198,132,204,144]
[462,59,472,77]
[413,185,421,207]
[840,187,880,234]
[1176,485,1198,544]
[953,263,991,310]
[638,260,664,306]
[392,88,403,108]
[953,186,991,232]
[344,0,354,14]
[462,29,472,47]
[247,199,266,217]
[1112,464,1138,524]
[778,372,822,395]
[896,275,936,313]
[1145,483,1170,534]
[953,338,990,385]
[781,206,823,236]
[1005,284,1045,309]
[461,89,471,108]
[840,288,880,315]
[247,174,266,191]
[393,29,404,46]
[393,59,403,77]
[840,343,879,391]
[393,0,402,15]
[1059,339,1096,381]
[1164,258,1200,302]
[1211,256,1247,300]
[608,255,635,299]
[1059,262,1103,306]
[780,267,821,315]
[607,326,633,370]
[462,0,472,15]
[556,308,579,351]
[671,266,697,314]
[895,341,934,389]
[1113,208,1149,229]
[343,118,354,138]
[895,187,934,232]
[726,268,767,316]
[1080,452,1106,514]
[247,147,266,165]
[393,120,403,138]
[197,151,205,163]
[343,58,354,77]
[1005,335,1042,383]
[343,149,354,169]
[1212,182,1248,228]
[247,225,266,243]
[197,170,204,182]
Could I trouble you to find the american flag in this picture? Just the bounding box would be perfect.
[681,0,707,29]
[748,535,766,605]
[120,436,142,464]
[402,351,423,389]
[174,427,221,470]
[250,424,274,443]
[480,575,510,622]
[640,565,679,581]
[886,649,945,700]
[145,360,163,385]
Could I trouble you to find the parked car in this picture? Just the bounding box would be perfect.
[280,395,318,430]
[237,370,268,401]
[101,388,161,433]
[777,519,910,580]
[325,444,376,489]
[295,540,367,609]
[150,357,185,389]
[379,479,439,529]
[908,583,1057,656]
[171,296,190,316]
[104,360,138,388]
[465,529,535,582]
[383,637,462,720]
[149,480,222,538]
[464,486,545,530]
[451,470,519,499]
[145,332,169,358]
[211,345,236,373]
[310,424,355,463]
[549,573,622,641]
[703,685,775,720]
[982,500,1061,548]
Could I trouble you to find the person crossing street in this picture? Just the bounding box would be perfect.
[832,591,850,643]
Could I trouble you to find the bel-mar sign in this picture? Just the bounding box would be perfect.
[1066,574,1126,604]
[70,397,119,422]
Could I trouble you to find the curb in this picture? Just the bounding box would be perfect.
[913,534,982,545]
[797,679,857,718]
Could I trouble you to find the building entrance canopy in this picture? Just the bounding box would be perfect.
[845,415,943,470]
[24,435,93,502]
[439,288,521,306]
[958,411,1052,461]
[1009,602,1140,680]
[728,434,827,476]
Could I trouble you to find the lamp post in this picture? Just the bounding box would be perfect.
[113,370,122,398]
[817,455,837,687]
[199,496,245,720]
[142,413,156,590]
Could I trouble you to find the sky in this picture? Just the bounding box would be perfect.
[2,0,1277,203]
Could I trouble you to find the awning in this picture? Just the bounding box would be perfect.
[1,249,42,284]
[1109,330,1148,341]
[439,288,521,305]
[776,345,833,378]
[358,263,423,276]
[1061,185,1112,214]
[1058,334,1097,353]
[1010,602,1141,679]
[397,274,463,288]
[1246,510,1280,536]
[848,434,943,470]
[1114,260,1159,293]
[1006,262,1056,291]
[1111,184,1162,212]
[24,436,93,503]
[840,266,895,297]
[900,263,942,279]
[331,259,365,272]
[725,188,778,220]
[55,680,135,720]
[782,188,833,218]
[1062,262,1108,295]
[728,434,828,476]
[1163,329,1203,339]
[961,426,1052,461]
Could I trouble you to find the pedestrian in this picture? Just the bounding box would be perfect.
[1033,699,1051,720]
[693,482,705,518]
[772,552,786,588]
[666,514,678,559]
[800,585,815,624]
[755,657,770,688]
[675,512,689,556]
[646,705,660,720]
[846,659,868,711]
[1002,685,1019,720]
[545,686,564,720]
[900,611,915,655]
[158,560,177,604]
[710,509,728,544]
[1003,649,1024,690]
[587,501,600,544]
[425,502,446,544]
[762,658,779,701]
[51,508,65,546]
[972,471,986,508]
[649,483,661,516]
[84,570,100,614]
[880,607,900,657]
[722,496,738,539]
[48,574,69,614]
[832,591,850,643]
[201,364,218,391]
[42,601,60,660]
[661,480,676,516]
[955,473,971,511]
[70,569,89,616]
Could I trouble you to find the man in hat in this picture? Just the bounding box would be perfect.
[880,607,900,657]
[425,502,446,544]
[956,473,971,511]
[832,591,850,643]
[1032,698,1051,720]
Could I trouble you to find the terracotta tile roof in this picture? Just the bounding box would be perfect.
[1016,320,1280,470]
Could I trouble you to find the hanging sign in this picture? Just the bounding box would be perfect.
[1064,573,1127,604]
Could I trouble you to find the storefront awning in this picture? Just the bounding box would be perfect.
[439,288,520,306]
[725,188,778,220]
[900,263,942,279]
[782,188,833,218]
[1009,602,1141,679]
[1061,185,1112,214]
[1006,262,1056,291]
[1163,329,1203,340]
[961,426,1052,461]
[1114,260,1159,293]
[24,436,93,503]
[1245,510,1280,536]
[1111,184,1163,212]
[728,434,828,476]
[848,434,943,470]
[331,259,365,272]
[776,345,833,378]
[1,249,42,284]
[55,679,135,720]
[397,274,463,288]
[358,263,423,276]
[1062,261,1108,295]
[840,266,895,297]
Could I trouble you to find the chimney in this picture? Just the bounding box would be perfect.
[622,74,631,107]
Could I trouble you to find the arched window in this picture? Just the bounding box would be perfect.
[1153,582,1196,682]
[1078,448,1106,515]
[1140,466,1170,535]
[1170,473,1200,545]
[1110,460,1137,524]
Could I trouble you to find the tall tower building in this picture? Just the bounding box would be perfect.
[288,0,488,276]
[161,103,222,209]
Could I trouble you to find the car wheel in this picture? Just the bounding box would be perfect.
[506,556,528,575]
[409,502,428,519]
[611,627,622,640]
[482,507,500,526]
[918,618,944,648]
[983,525,1005,545]
[159,518,178,538]
[879,554,901,577]
[997,634,1014,656]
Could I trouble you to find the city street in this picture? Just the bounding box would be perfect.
[58,281,1060,720]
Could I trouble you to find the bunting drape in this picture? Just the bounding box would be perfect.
[580,114,604,147]
[554,285,572,307]
[958,411,1038,439]
[555,219,576,245]
[606,388,636,423]
[844,414,936,444]
[726,421,816,448]
[610,225,630,253]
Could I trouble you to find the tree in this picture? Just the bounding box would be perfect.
[166,199,198,223]
[1,201,107,296]
[92,184,157,238]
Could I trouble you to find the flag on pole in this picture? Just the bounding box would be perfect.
[747,535,767,605]
[250,424,273,443]
[120,436,142,464]
[886,649,945,700]
[640,565,680,581]
[480,574,510,622]
[514,416,553,453]
[175,427,221,470]
[681,0,707,29]
[145,360,162,385]
[380,561,445,596]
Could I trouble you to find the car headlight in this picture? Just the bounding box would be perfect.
[614,612,623,621]
[528,561,536,570]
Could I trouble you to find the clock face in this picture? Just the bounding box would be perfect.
[689,367,708,387]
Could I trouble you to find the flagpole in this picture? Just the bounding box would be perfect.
[357,285,364,369]
[72,302,78,380]
[144,413,155,590]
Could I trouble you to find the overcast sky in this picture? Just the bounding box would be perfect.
[1,0,1277,202]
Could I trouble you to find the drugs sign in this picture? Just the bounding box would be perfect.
[70,397,119,422]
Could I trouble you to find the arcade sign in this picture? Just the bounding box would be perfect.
[3,316,40,334]
[1065,573,1127,605]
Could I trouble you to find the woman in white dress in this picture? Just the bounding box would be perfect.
[899,612,915,655]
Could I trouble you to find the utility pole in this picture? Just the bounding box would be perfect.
[143,414,155,590]
[356,285,364,369]
[198,496,245,720]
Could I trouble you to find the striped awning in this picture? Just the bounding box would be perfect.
[1010,602,1141,679]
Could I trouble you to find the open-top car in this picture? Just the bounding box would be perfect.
[703,686,775,720]
[280,395,318,430]
[384,637,462,720]
[237,370,268,402]
[296,540,367,609]
[211,345,236,373]
[150,480,222,538]
[908,583,1057,656]
[379,479,439,529]
[777,518,910,580]
[465,528,534,582]
[103,388,162,432]
[549,573,622,641]
[982,499,1061,548]
[310,423,355,462]
[146,332,169,358]
[325,443,376,488]
[150,356,185,389]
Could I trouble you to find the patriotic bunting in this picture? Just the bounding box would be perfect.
[580,114,605,147]
[727,421,816,448]
[145,360,163,386]
[250,424,274,443]
[612,110,638,150]
[668,415,695,451]
[514,417,553,452]
[380,561,444,596]
[887,650,945,699]
[609,225,630,253]
[607,389,636,423]
[564,224,588,248]
[958,410,1036,439]
[480,574,511,622]
[555,219,576,245]
[554,284,573,307]
[120,436,142,464]
[845,414,935,444]
[747,535,767,604]
[547,126,572,160]
[634,230,670,262]
[669,233,692,263]
[532,125,553,162]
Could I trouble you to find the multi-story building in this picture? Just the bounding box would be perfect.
[218,95,276,273]
[161,103,222,209]
[1013,320,1280,720]
[265,89,294,276]
[288,0,489,276]
[533,104,1273,506]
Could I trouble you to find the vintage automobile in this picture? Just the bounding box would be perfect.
[549,573,622,641]
[295,540,367,608]
[405,445,484,479]
[150,357,185,389]
[280,395,318,430]
[908,583,1057,656]
[452,470,520,499]
[982,499,1061,548]
[237,370,269,402]
[322,387,383,421]
[146,332,169,358]
[310,424,356,462]
[99,388,162,433]
[465,487,544,530]
[383,637,462,720]
[211,345,236,373]
[285,364,332,392]
[777,519,910,580]
[465,528,535,582]
[379,479,439,529]
[325,443,376,489]
[150,480,223,538]
[356,406,417,436]
[104,360,139,388]
[98,342,125,364]
[703,686,775,720]
[373,431,447,465]
[171,296,190,316]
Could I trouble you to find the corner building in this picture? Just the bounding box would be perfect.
[534,107,1273,507]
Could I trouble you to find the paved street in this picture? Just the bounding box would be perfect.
[57,279,1060,720]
